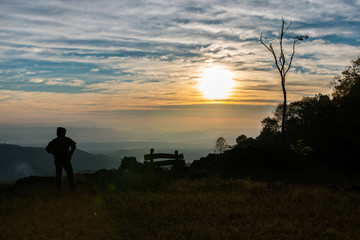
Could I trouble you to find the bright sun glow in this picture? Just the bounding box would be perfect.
[198,67,235,100]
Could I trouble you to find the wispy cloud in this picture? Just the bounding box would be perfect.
[29,78,45,83]
[0,0,359,132]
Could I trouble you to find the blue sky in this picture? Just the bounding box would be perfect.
[1,0,360,146]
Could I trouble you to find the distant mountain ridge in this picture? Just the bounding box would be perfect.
[0,143,120,183]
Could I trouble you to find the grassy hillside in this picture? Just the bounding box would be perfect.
[1,171,360,240]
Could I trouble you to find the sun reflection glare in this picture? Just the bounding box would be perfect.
[198,67,235,100]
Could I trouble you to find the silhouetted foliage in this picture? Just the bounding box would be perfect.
[256,116,282,148]
[290,139,312,156]
[215,137,229,153]
[235,135,256,149]
[256,57,360,166]
[119,156,142,172]
[331,57,360,99]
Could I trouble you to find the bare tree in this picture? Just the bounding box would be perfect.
[215,137,229,153]
[260,17,308,146]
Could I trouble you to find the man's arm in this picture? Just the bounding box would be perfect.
[68,138,76,156]
[69,144,76,156]
[45,140,55,154]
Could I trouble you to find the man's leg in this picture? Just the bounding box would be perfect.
[55,162,63,191]
[63,161,75,190]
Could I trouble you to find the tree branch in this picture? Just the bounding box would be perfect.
[260,33,281,74]
[284,39,297,77]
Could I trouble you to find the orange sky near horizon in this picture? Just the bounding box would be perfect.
[1,0,359,145]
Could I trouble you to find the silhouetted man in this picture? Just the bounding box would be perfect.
[46,127,76,191]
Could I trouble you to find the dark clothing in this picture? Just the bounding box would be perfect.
[46,137,76,161]
[46,136,76,190]
[55,159,74,191]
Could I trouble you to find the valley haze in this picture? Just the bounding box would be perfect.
[0,124,259,152]
[1,124,251,183]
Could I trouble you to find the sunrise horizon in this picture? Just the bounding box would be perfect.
[1,0,360,146]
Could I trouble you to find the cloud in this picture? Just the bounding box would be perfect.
[28,78,86,87]
[45,79,85,87]
[0,0,360,133]
[29,78,45,83]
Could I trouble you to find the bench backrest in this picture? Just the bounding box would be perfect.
[144,148,185,167]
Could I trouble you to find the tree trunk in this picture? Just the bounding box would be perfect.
[281,76,287,147]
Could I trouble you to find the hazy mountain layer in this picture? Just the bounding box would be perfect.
[0,144,120,183]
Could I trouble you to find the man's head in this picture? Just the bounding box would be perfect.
[57,127,66,138]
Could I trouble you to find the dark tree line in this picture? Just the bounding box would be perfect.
[234,57,360,166]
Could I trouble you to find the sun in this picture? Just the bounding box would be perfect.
[198,67,235,100]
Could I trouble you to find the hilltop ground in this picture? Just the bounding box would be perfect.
[1,162,360,240]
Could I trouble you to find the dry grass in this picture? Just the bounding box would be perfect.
[1,175,360,240]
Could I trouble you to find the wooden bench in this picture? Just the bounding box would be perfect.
[144,148,185,167]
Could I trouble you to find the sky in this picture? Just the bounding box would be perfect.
[1,0,360,146]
